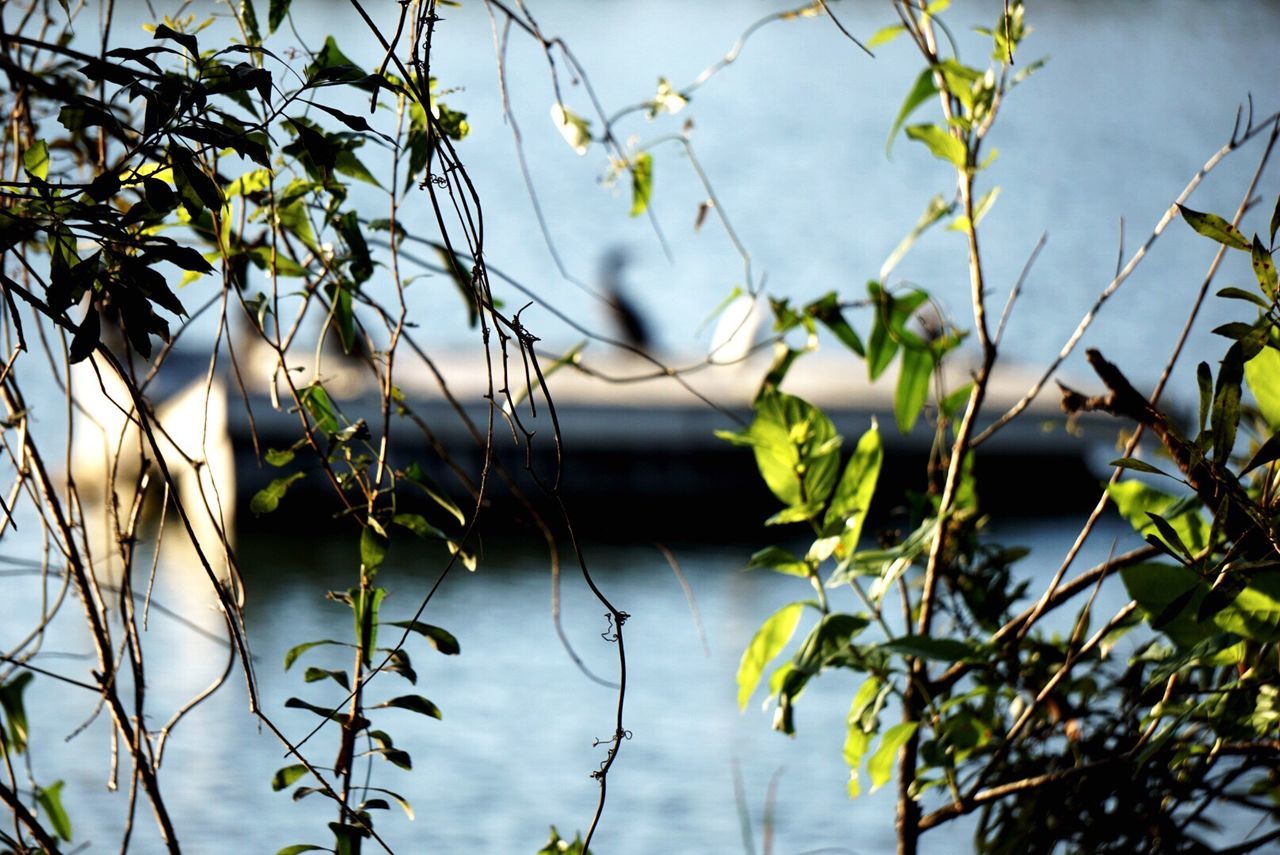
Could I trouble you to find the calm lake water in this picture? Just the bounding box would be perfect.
[4,0,1280,852]
[5,518,1142,854]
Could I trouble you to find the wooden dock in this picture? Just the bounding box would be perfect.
[226,347,1132,537]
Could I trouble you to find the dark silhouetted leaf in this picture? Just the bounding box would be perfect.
[283,639,348,670]
[384,620,460,655]
[882,635,983,662]
[69,306,100,364]
[152,24,198,57]
[1211,341,1244,463]
[1109,457,1170,477]
[268,0,292,33]
[1242,432,1280,475]
[373,695,442,719]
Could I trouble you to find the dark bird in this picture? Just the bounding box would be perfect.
[599,247,652,355]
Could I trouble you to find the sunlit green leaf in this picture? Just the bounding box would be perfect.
[1106,481,1206,555]
[22,140,49,181]
[1251,235,1278,301]
[745,546,810,578]
[1214,573,1280,642]
[722,391,841,514]
[737,602,805,710]
[1121,563,1212,648]
[550,104,591,155]
[250,472,305,516]
[894,347,933,433]
[276,846,327,855]
[823,421,882,565]
[629,152,653,217]
[1246,346,1280,430]
[34,780,71,842]
[868,722,918,792]
[887,69,938,156]
[905,124,966,169]
[272,764,308,792]
[1177,205,1250,251]
[867,24,906,49]
[360,519,388,575]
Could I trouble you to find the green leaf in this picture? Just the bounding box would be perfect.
[887,69,938,156]
[868,722,918,792]
[390,513,447,540]
[22,140,49,181]
[360,519,388,575]
[250,472,305,516]
[402,463,466,525]
[238,0,262,45]
[882,635,982,662]
[905,124,966,169]
[1215,287,1270,309]
[1246,346,1280,430]
[265,448,295,467]
[940,383,974,419]
[373,695,443,719]
[1251,236,1278,301]
[300,382,339,435]
[880,195,954,281]
[1197,362,1213,434]
[947,186,1000,233]
[283,639,347,670]
[807,292,865,357]
[1242,432,1280,476]
[271,764,308,792]
[736,602,805,710]
[34,780,71,842]
[1177,205,1250,251]
[1121,563,1212,648]
[843,676,885,798]
[725,391,841,514]
[352,586,386,666]
[1212,341,1244,463]
[629,152,653,217]
[894,347,933,433]
[268,0,293,34]
[868,24,906,48]
[1106,480,1207,555]
[303,667,350,690]
[0,672,33,753]
[1214,573,1280,642]
[1109,458,1171,478]
[384,620,460,655]
[823,421,883,564]
[276,846,327,855]
[1272,193,1280,245]
[551,104,591,155]
[1145,512,1191,560]
[745,546,810,578]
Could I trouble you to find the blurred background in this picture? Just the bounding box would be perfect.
[4,1,1280,852]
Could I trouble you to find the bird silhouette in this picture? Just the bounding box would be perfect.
[598,247,652,355]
